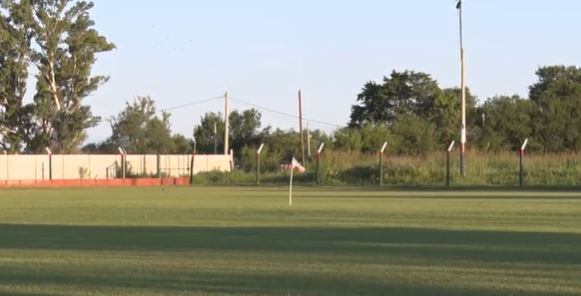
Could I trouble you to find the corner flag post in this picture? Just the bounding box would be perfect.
[289,166,294,207]
[289,157,305,207]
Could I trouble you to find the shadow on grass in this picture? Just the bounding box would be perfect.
[1,224,580,295]
[2,224,581,265]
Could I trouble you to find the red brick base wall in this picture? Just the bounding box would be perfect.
[0,177,191,189]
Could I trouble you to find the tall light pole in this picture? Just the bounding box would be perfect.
[224,92,229,155]
[457,0,467,177]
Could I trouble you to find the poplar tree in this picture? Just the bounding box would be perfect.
[1,0,114,152]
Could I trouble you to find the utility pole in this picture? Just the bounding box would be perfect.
[457,0,467,177]
[224,92,229,155]
[298,90,306,165]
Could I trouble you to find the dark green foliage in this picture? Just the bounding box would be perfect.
[106,96,191,154]
[475,95,534,151]
[350,71,443,127]
[348,70,477,154]
[0,0,114,153]
[229,109,262,153]
[529,66,581,152]
[0,2,31,152]
[391,114,438,155]
[335,124,393,153]
[193,111,224,154]
[193,108,262,155]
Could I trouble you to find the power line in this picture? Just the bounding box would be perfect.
[230,96,343,128]
[160,96,223,112]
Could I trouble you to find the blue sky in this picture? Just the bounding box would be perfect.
[85,0,581,143]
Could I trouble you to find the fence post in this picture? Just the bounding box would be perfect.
[45,147,52,181]
[379,142,388,187]
[446,141,456,188]
[118,147,127,179]
[519,139,528,188]
[316,143,325,185]
[190,140,197,184]
[156,154,161,178]
[256,143,264,185]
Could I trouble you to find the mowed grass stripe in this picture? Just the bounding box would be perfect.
[0,187,580,295]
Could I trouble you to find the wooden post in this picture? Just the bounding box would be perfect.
[256,153,260,184]
[224,92,229,155]
[48,155,52,181]
[190,141,196,184]
[519,150,524,187]
[446,151,451,188]
[298,90,306,165]
[379,152,384,187]
[156,154,161,178]
[316,152,321,185]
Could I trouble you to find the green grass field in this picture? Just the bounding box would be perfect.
[1,187,581,295]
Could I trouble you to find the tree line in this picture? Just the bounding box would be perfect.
[2,1,580,158]
[346,66,581,153]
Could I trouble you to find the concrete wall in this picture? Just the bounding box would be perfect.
[0,154,233,181]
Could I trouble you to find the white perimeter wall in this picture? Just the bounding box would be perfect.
[0,154,233,181]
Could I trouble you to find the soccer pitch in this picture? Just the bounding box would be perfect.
[1,187,580,295]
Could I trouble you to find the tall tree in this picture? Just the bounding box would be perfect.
[193,112,224,154]
[350,71,442,127]
[108,96,176,154]
[350,70,477,149]
[529,66,581,151]
[193,109,263,155]
[475,95,534,151]
[13,0,115,152]
[229,109,261,153]
[0,1,33,152]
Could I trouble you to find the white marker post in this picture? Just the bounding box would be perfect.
[519,139,529,187]
[289,157,305,207]
[446,141,456,188]
[379,142,388,186]
[45,147,52,181]
[118,147,127,179]
[315,143,325,185]
[256,143,265,184]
